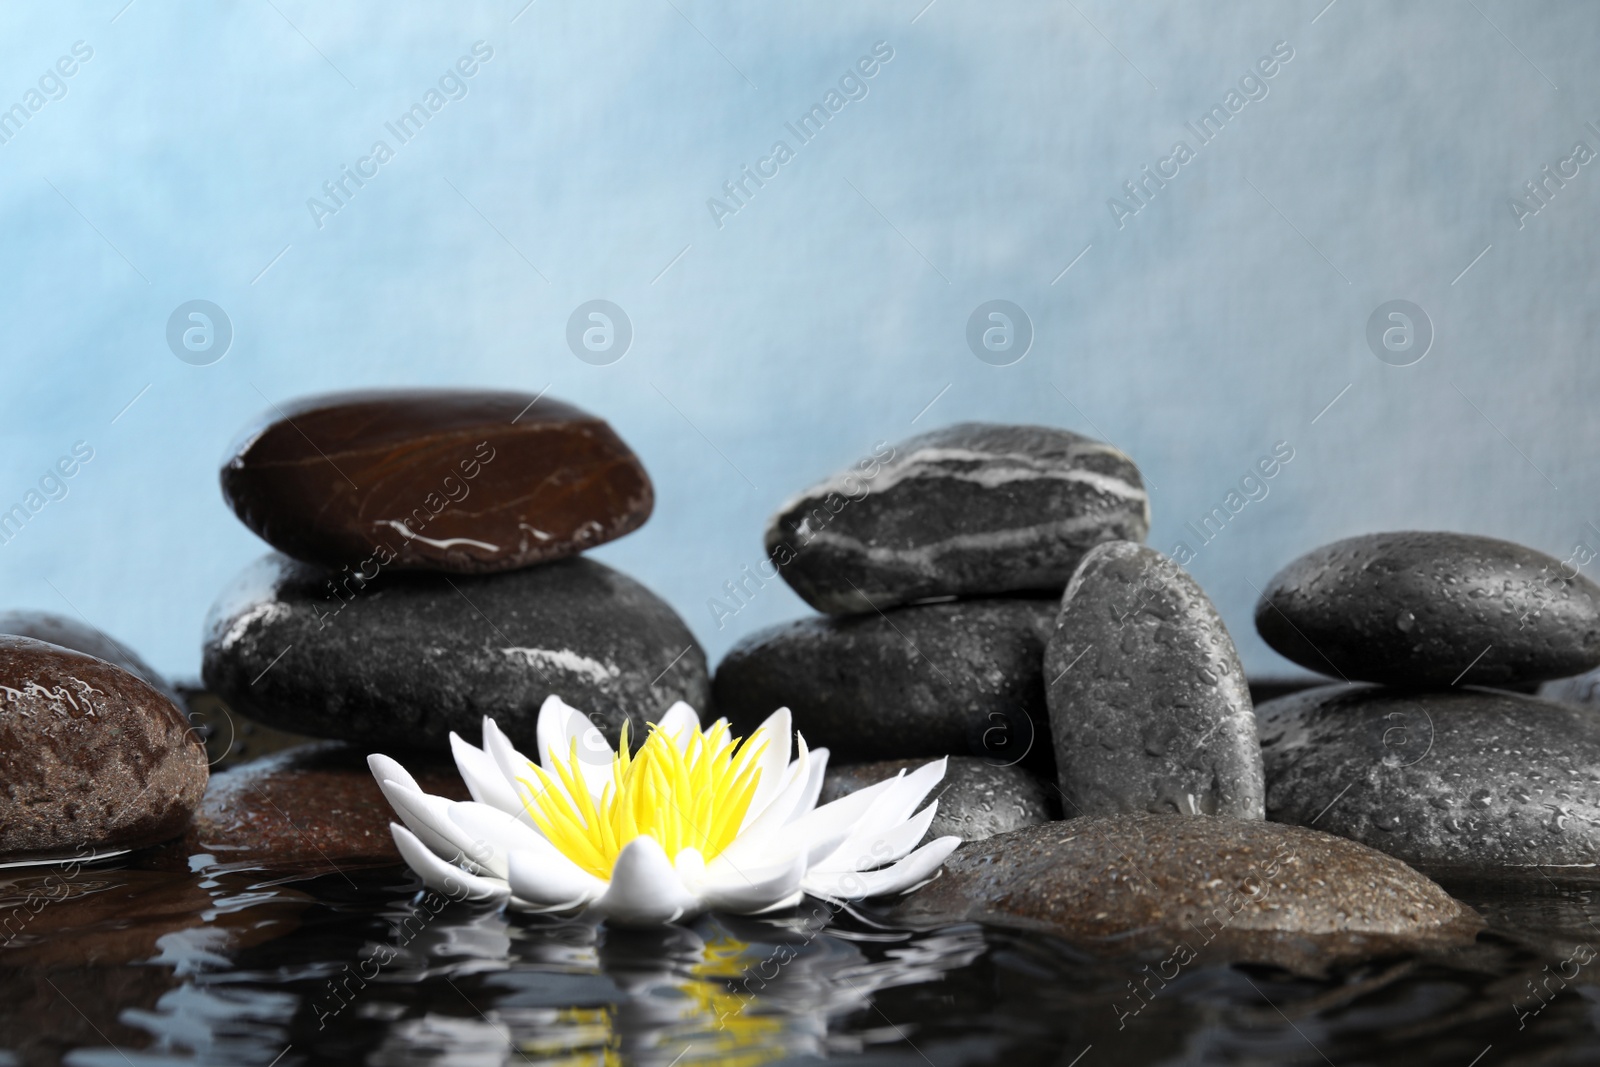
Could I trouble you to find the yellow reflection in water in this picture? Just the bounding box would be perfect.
[517,933,786,1067]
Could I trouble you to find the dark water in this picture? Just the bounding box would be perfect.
[6,860,1600,1066]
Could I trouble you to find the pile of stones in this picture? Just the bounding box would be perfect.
[10,399,1584,967]
[1254,531,1600,882]
[179,388,707,866]
[714,422,1153,842]
[718,425,1493,965]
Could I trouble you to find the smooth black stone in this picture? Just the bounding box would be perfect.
[765,423,1149,613]
[0,610,181,707]
[1255,531,1600,687]
[1259,684,1600,883]
[1045,542,1263,819]
[201,553,708,752]
[713,598,1057,773]
[819,757,1057,846]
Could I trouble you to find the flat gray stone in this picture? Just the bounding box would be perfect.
[201,553,707,752]
[1259,684,1600,884]
[819,756,1057,846]
[890,816,1482,975]
[1045,542,1263,819]
[1256,531,1600,688]
[765,423,1148,613]
[713,597,1056,772]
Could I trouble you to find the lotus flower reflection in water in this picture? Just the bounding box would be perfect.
[368,697,961,925]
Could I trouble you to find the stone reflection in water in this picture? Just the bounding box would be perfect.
[368,909,985,1066]
[0,865,308,1065]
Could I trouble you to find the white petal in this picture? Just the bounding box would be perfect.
[833,799,940,872]
[742,708,792,826]
[699,851,807,914]
[656,701,701,748]
[450,733,526,817]
[381,782,502,877]
[444,800,557,879]
[483,716,541,799]
[779,770,906,860]
[367,753,421,793]
[535,695,614,796]
[801,836,960,901]
[376,779,479,871]
[391,824,510,904]
[506,848,607,908]
[789,744,829,824]
[589,836,701,927]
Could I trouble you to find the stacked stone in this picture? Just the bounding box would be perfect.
[1254,531,1600,882]
[715,421,1164,843]
[189,389,707,868]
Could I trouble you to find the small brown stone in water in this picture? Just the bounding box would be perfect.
[0,636,207,861]
[138,741,468,873]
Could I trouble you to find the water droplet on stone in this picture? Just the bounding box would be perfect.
[1374,811,1403,831]
[1470,789,1493,809]
[1395,611,1415,633]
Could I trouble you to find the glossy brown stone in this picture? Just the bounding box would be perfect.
[0,636,208,861]
[138,741,469,873]
[0,609,182,707]
[891,815,1483,975]
[221,389,653,573]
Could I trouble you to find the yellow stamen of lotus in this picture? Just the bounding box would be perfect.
[518,719,769,880]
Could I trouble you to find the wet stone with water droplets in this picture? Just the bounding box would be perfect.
[1259,684,1600,884]
[0,609,183,708]
[1045,542,1264,819]
[1255,531,1600,687]
[765,423,1149,614]
[201,553,708,752]
[0,636,209,861]
[713,598,1057,773]
[819,757,1057,847]
[889,815,1482,975]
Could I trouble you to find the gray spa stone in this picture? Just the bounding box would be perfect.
[201,553,708,752]
[1045,541,1263,819]
[765,423,1149,614]
[1259,684,1600,883]
[1255,531,1600,688]
[713,597,1057,772]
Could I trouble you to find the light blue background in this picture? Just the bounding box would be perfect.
[1,1,1597,685]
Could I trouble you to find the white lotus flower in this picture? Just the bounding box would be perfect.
[368,696,961,926]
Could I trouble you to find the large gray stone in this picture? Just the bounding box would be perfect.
[1045,542,1263,819]
[1256,531,1600,688]
[890,815,1481,975]
[1259,684,1600,884]
[713,597,1056,772]
[765,423,1149,614]
[819,756,1056,846]
[201,553,707,752]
